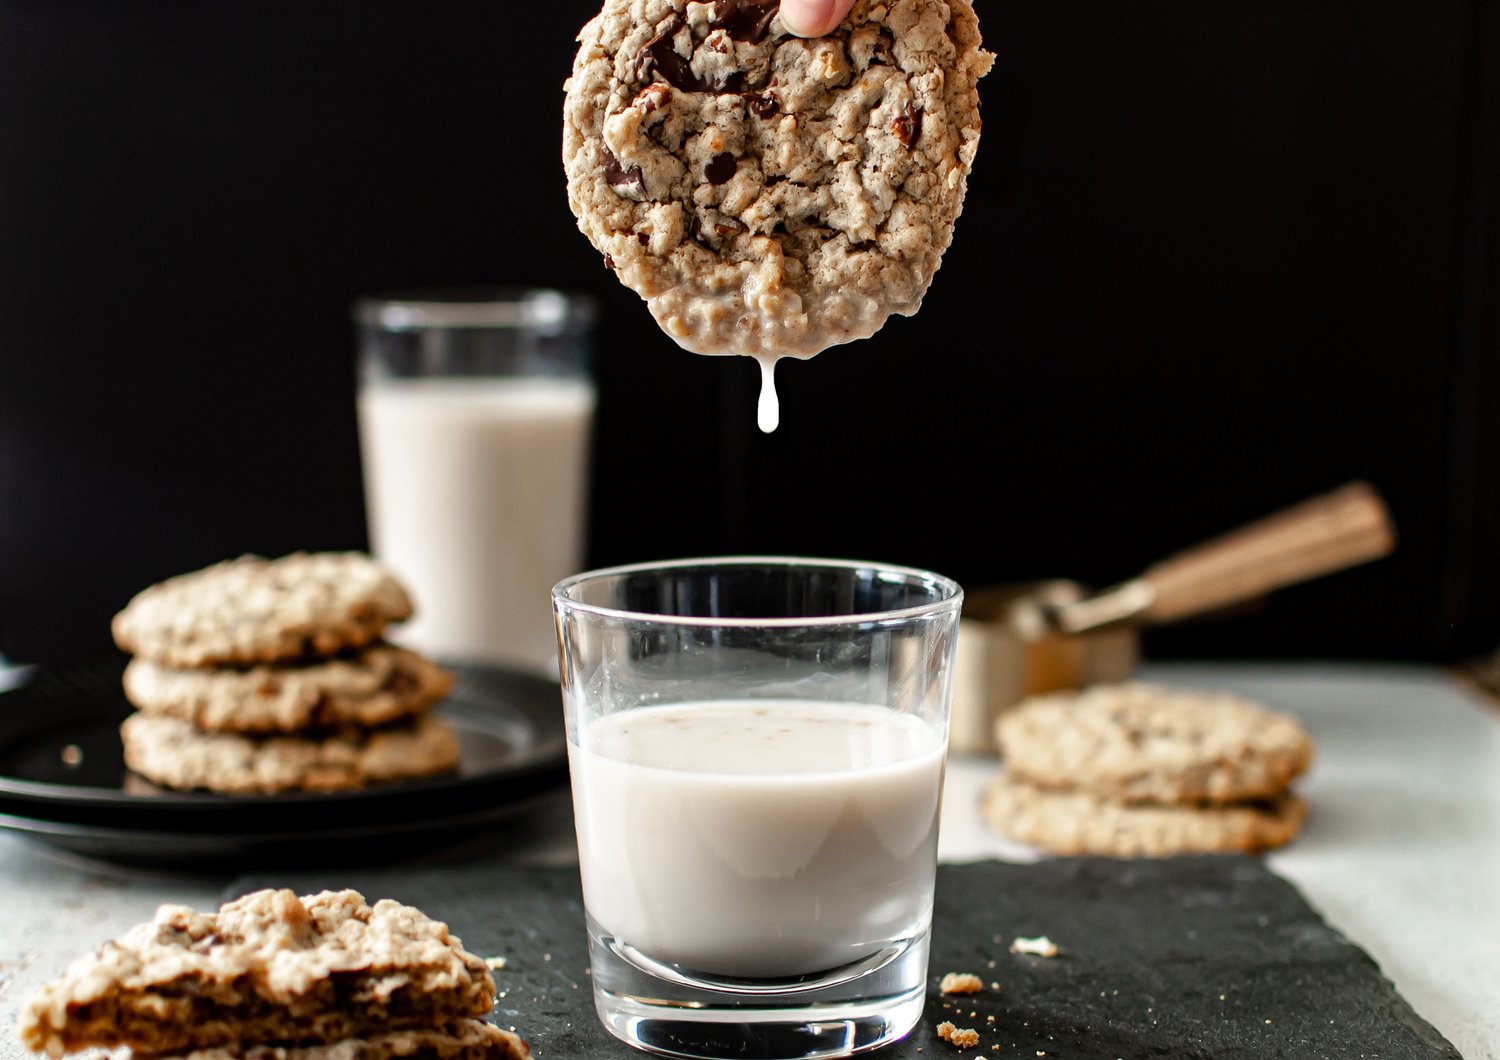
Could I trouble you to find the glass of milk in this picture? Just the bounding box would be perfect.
[355,288,596,675]
[553,557,964,1059]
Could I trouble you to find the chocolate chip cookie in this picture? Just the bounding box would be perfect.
[112,553,415,668]
[123,644,453,734]
[19,889,497,1058]
[120,712,462,794]
[564,0,992,359]
[996,682,1315,805]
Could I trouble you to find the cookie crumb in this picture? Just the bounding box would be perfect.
[936,1022,980,1049]
[941,972,984,995]
[485,956,508,971]
[1010,935,1059,958]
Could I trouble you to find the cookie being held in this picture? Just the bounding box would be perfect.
[564,0,993,359]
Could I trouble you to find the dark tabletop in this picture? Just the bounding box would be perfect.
[233,852,1462,1060]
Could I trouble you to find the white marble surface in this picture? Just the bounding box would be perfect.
[0,663,1496,1059]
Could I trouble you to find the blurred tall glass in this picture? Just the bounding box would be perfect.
[554,557,963,1059]
[355,288,596,674]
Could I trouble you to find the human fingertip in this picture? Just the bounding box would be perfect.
[780,0,837,37]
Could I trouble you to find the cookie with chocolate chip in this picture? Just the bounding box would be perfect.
[122,644,453,735]
[563,0,992,359]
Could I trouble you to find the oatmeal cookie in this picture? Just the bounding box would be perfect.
[147,1022,531,1060]
[982,772,1309,857]
[19,889,495,1058]
[120,712,461,794]
[123,644,453,734]
[112,553,415,668]
[563,0,992,358]
[996,682,1314,805]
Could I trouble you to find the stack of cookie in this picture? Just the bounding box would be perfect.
[19,888,530,1060]
[112,552,461,794]
[983,682,1315,857]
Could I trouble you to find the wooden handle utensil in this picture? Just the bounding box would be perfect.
[1055,482,1397,634]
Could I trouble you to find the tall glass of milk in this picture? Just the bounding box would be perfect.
[553,557,964,1060]
[355,288,595,674]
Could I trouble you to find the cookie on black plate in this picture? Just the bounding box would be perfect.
[120,712,461,795]
[112,553,414,669]
[122,644,453,735]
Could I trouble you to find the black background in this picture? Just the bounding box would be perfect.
[1,1,1496,664]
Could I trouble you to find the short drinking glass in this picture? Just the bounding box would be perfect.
[553,557,964,1060]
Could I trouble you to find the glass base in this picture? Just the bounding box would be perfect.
[587,917,931,1060]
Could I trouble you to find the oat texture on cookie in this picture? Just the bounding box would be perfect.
[563,0,992,359]
[17,889,502,1058]
[983,682,1317,857]
[111,552,460,794]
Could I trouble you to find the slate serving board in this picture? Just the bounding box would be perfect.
[233,856,1461,1060]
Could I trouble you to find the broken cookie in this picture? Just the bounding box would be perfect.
[19,889,496,1057]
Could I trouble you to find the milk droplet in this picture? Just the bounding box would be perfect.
[756,355,780,433]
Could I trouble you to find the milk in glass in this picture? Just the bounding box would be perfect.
[569,699,945,978]
[358,376,593,673]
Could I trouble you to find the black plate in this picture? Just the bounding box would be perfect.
[0,658,569,835]
[0,789,570,868]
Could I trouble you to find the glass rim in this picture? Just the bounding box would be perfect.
[551,555,964,629]
[353,286,596,332]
